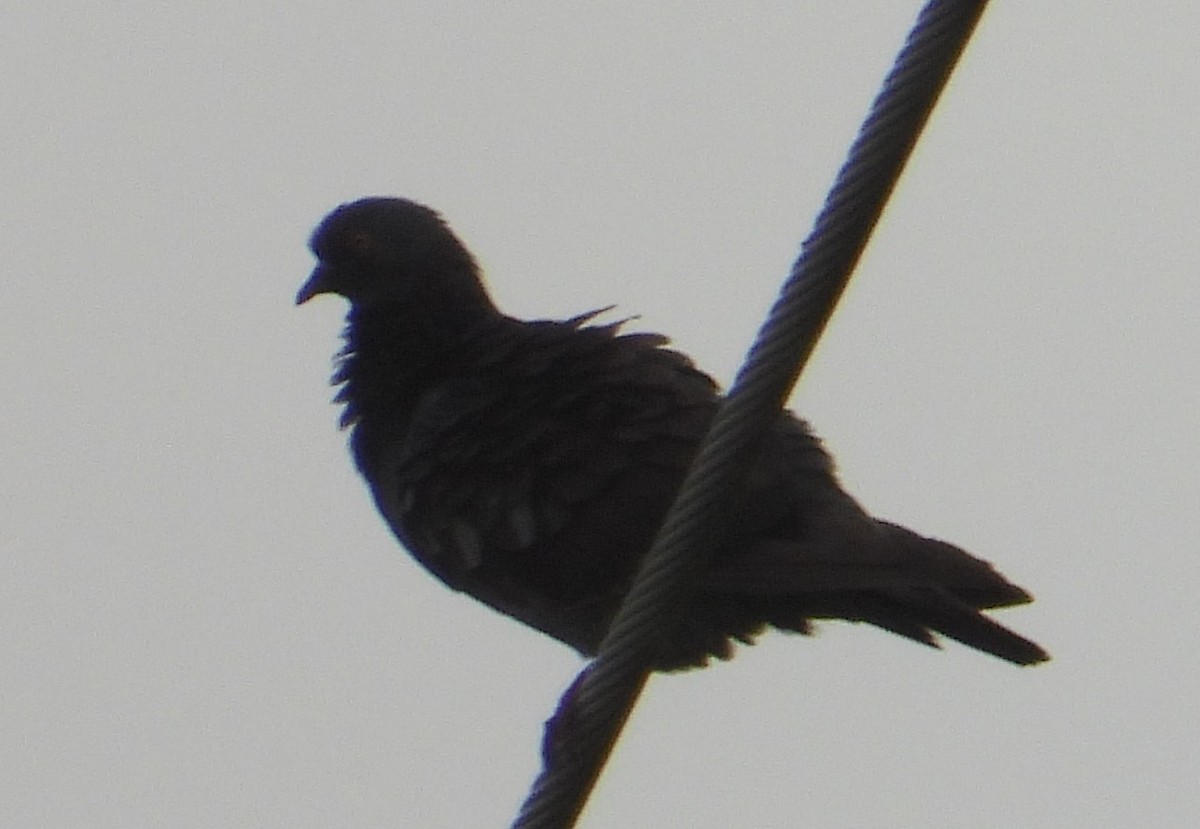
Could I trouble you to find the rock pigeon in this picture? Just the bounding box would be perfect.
[297,197,1048,670]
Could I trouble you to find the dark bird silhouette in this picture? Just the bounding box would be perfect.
[297,197,1048,671]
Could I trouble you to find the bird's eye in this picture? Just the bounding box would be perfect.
[346,229,376,255]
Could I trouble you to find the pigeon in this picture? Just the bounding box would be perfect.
[297,197,1048,671]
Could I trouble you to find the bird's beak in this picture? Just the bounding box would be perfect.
[296,264,333,305]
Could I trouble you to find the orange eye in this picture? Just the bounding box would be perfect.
[347,229,375,254]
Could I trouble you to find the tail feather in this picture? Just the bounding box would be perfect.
[762,588,1047,665]
[828,587,1048,665]
[846,523,1048,664]
[902,589,1049,665]
[705,520,1049,665]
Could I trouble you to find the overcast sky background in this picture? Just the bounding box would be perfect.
[4,3,1198,827]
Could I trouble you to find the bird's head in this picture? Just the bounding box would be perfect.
[296,197,489,311]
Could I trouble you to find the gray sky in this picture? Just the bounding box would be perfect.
[4,3,1197,827]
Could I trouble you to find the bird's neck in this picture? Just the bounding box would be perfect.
[332,296,503,431]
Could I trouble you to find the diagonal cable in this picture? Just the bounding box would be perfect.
[512,2,991,826]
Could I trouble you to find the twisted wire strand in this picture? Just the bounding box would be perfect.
[512,2,990,826]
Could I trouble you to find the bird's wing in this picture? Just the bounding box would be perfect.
[364,322,721,645]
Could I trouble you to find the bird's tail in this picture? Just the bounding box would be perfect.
[868,522,1049,665]
[705,521,1049,666]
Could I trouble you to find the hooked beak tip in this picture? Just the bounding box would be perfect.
[295,265,331,305]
